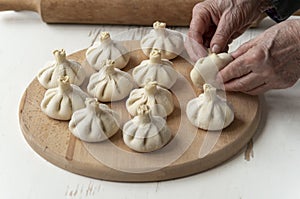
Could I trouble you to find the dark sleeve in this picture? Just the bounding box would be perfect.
[266,0,300,22]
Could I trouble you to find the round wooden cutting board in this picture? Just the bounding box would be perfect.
[19,41,262,182]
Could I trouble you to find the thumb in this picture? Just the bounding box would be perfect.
[210,16,234,53]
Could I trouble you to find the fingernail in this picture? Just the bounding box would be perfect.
[212,44,221,53]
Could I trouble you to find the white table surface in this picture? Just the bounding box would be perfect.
[1,11,300,199]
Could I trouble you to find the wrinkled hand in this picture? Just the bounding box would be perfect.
[217,19,300,95]
[187,0,263,61]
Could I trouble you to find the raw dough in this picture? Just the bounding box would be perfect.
[186,84,234,130]
[69,98,120,142]
[132,49,178,89]
[37,49,86,89]
[126,81,174,117]
[87,60,134,102]
[86,32,130,70]
[41,76,89,120]
[141,21,184,60]
[123,105,172,153]
[190,52,233,89]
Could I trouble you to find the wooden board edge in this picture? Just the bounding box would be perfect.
[19,85,262,182]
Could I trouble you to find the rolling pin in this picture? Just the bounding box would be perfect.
[0,0,199,26]
[1,0,300,26]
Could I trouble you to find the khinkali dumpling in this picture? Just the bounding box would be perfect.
[37,49,86,89]
[41,76,89,120]
[123,105,172,153]
[186,84,234,130]
[141,21,184,60]
[69,98,120,142]
[126,81,174,117]
[87,60,134,102]
[86,32,130,70]
[132,49,178,89]
[190,52,233,89]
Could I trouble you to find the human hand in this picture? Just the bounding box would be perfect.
[187,0,264,61]
[217,19,300,95]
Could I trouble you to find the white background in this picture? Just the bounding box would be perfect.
[1,11,300,199]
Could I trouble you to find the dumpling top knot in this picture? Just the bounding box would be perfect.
[57,75,71,92]
[58,75,69,83]
[53,49,66,63]
[103,59,116,75]
[137,105,152,124]
[203,83,217,101]
[137,104,150,115]
[149,49,162,64]
[144,81,158,95]
[100,32,111,42]
[85,97,100,109]
[153,21,166,29]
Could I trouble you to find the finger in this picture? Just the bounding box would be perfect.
[188,29,204,45]
[203,24,217,47]
[217,54,252,83]
[184,36,208,62]
[210,13,234,53]
[244,83,270,95]
[189,3,211,44]
[223,72,265,92]
[231,39,255,58]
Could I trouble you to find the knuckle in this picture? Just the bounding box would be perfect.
[192,4,201,15]
[228,61,250,78]
[261,67,275,77]
[193,3,209,16]
[250,48,266,63]
[237,65,250,76]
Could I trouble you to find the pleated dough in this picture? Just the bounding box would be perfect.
[87,60,134,102]
[41,76,89,120]
[141,21,184,60]
[186,84,234,130]
[86,32,130,70]
[132,49,178,89]
[126,81,174,117]
[37,49,86,89]
[190,52,233,89]
[69,98,120,142]
[123,105,172,153]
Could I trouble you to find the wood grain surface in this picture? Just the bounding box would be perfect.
[19,41,262,182]
[1,0,300,26]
